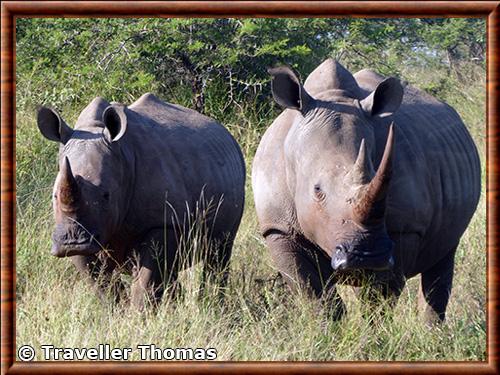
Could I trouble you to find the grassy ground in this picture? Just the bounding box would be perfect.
[15,66,486,361]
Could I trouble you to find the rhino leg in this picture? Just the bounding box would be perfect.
[266,232,345,319]
[130,228,180,310]
[201,233,234,296]
[71,254,123,303]
[419,247,456,324]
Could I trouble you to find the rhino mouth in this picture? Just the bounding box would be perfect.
[51,241,101,257]
[331,248,394,272]
[330,230,395,272]
[51,226,102,257]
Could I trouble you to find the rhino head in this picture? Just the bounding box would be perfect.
[37,102,129,257]
[269,65,403,272]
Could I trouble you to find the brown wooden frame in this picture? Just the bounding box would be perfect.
[1,1,498,374]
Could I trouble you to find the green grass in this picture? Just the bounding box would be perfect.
[15,66,486,361]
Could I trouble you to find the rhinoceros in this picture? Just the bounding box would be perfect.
[252,59,480,323]
[38,93,245,308]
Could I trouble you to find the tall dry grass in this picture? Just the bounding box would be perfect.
[15,63,486,361]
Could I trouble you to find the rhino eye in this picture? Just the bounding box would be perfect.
[313,184,325,201]
[102,191,110,201]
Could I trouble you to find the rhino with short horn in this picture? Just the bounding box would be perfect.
[38,93,245,308]
[252,59,480,323]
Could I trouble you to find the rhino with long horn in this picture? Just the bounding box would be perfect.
[252,59,480,324]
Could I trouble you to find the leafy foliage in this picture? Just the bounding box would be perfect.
[16,17,485,114]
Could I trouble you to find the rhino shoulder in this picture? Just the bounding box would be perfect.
[129,92,164,109]
[129,93,226,132]
[253,109,298,236]
[353,69,387,94]
[130,92,193,116]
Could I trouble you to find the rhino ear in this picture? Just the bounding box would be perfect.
[102,105,127,142]
[37,107,73,144]
[268,66,314,114]
[360,77,403,118]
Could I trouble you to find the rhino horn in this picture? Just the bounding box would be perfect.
[354,123,394,224]
[59,156,79,207]
[346,138,375,185]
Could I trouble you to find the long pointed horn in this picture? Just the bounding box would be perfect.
[59,156,79,207]
[354,123,394,223]
[346,138,375,185]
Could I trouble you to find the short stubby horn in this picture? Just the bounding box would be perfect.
[354,123,395,224]
[59,156,79,207]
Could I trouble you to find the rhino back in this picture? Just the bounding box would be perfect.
[123,94,245,237]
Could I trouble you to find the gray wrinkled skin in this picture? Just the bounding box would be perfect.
[38,93,245,308]
[252,59,480,323]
